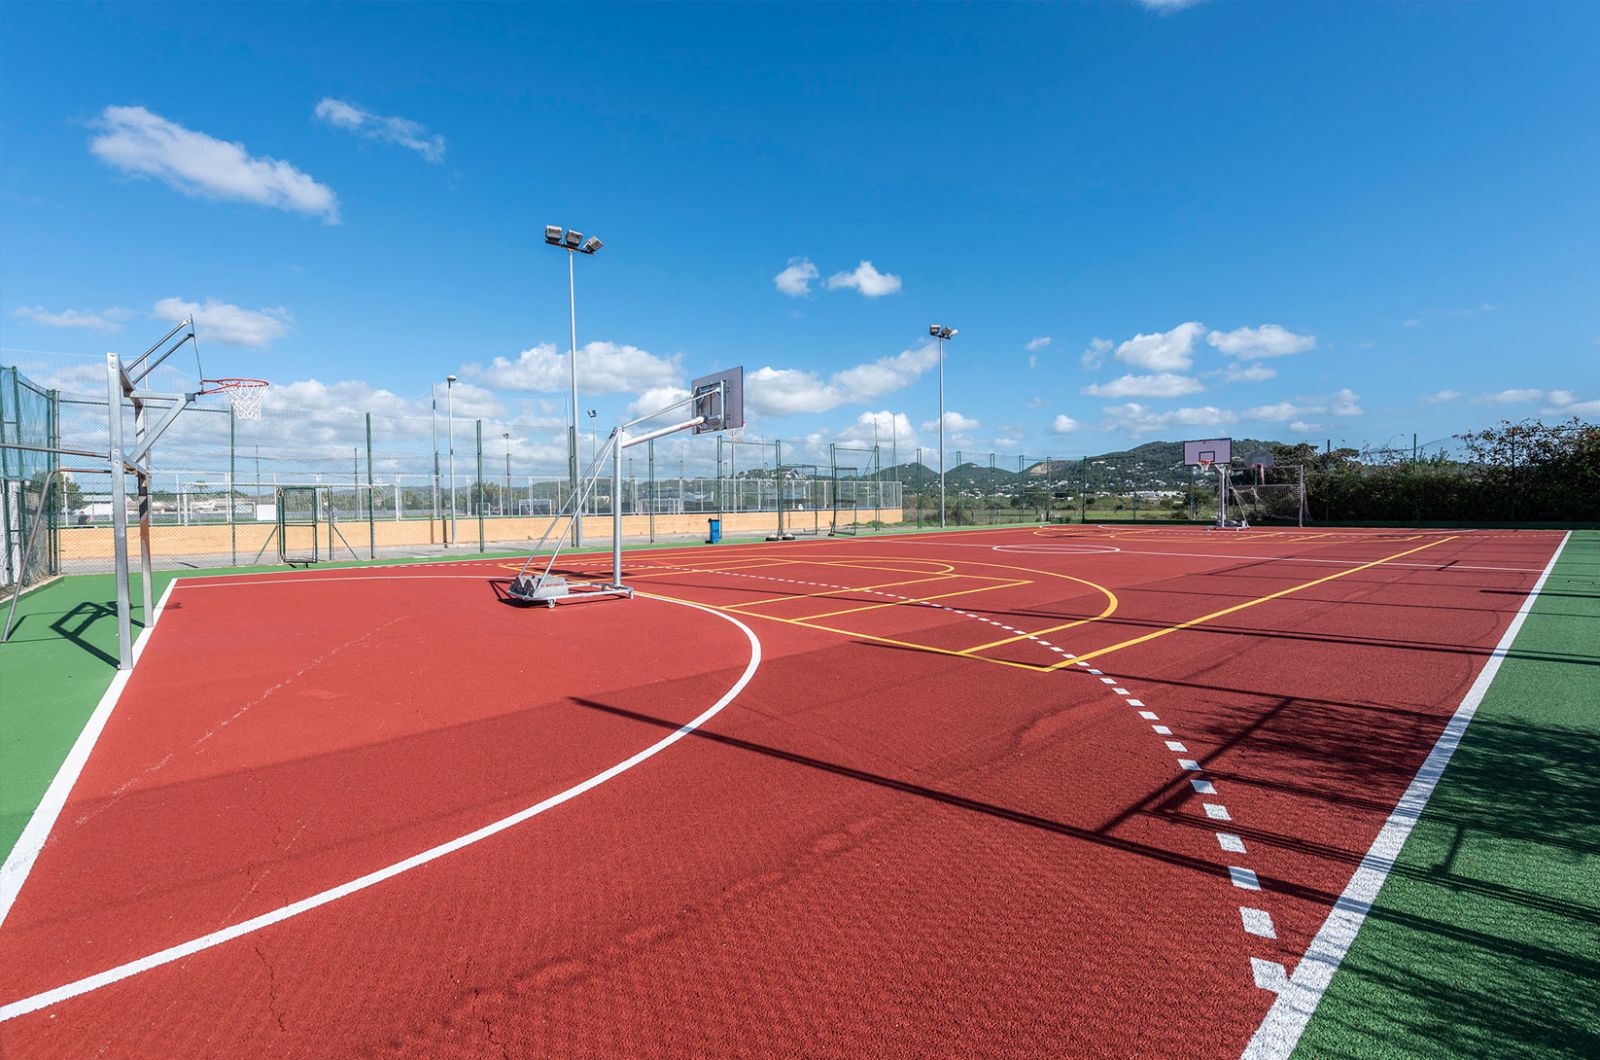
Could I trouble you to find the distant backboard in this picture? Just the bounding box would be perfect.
[1247,450,1274,468]
[1182,437,1233,466]
[692,366,743,434]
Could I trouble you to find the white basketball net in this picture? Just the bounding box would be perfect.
[217,381,267,420]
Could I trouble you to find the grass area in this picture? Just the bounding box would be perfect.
[1294,530,1600,1059]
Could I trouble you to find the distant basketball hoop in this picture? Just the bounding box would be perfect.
[202,378,269,421]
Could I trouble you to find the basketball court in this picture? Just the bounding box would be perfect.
[0,522,1572,1057]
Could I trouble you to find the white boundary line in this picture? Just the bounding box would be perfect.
[0,579,176,930]
[1240,530,1571,1060]
[0,593,761,1023]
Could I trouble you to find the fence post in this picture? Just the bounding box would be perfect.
[229,406,237,566]
[648,437,656,543]
[1080,457,1087,523]
[476,419,485,552]
[365,412,375,558]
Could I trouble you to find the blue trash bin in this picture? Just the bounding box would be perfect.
[707,517,722,544]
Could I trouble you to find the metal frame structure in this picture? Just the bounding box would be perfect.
[829,442,881,536]
[509,371,741,607]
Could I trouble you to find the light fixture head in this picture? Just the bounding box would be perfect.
[544,225,563,244]
[447,374,457,384]
[929,324,941,336]
[581,236,602,254]
[944,327,958,339]
[564,229,583,248]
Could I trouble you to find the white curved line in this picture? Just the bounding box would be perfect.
[991,544,1122,555]
[0,595,761,1023]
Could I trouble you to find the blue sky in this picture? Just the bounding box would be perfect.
[2,0,1596,471]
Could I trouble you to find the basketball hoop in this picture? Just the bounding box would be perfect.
[202,378,268,421]
[1197,458,1214,475]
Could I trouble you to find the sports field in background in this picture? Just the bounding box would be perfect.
[2,525,1596,1057]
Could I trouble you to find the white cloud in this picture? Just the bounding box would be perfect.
[747,343,937,416]
[1543,391,1600,417]
[856,409,918,443]
[1051,414,1080,434]
[1081,337,1112,370]
[1084,372,1204,399]
[1114,322,1206,371]
[628,384,693,422]
[825,260,903,297]
[90,105,339,222]
[1422,389,1460,404]
[153,296,291,348]
[1025,336,1053,352]
[773,257,820,297]
[1103,403,1238,436]
[1402,318,1422,328]
[922,410,980,433]
[1288,421,1324,433]
[313,98,445,162]
[1205,324,1316,360]
[1224,363,1277,383]
[1139,0,1204,9]
[10,305,130,332]
[833,410,920,452]
[475,341,682,394]
[1243,388,1363,422]
[1027,355,1037,368]
[1478,388,1543,405]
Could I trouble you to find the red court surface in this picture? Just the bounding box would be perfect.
[0,525,1566,1057]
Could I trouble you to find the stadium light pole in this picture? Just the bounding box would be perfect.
[545,225,603,546]
[929,324,957,527]
[446,374,457,544]
[503,431,511,516]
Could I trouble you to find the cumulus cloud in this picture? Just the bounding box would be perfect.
[1103,403,1238,436]
[825,261,903,297]
[10,305,130,332]
[153,296,291,348]
[1025,336,1053,352]
[1081,337,1112,370]
[747,343,937,416]
[90,105,339,222]
[475,341,683,394]
[313,98,445,162]
[1113,322,1206,371]
[1051,414,1080,434]
[1205,324,1316,360]
[1084,372,1204,399]
[773,257,820,297]
[1224,363,1277,383]
[1242,388,1363,422]
[922,410,980,433]
[1543,390,1600,417]
[1139,0,1204,10]
[1478,388,1543,405]
[1423,389,1460,405]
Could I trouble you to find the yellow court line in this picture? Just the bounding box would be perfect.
[802,578,1031,620]
[959,597,1121,653]
[623,559,806,580]
[1047,535,1456,669]
[723,573,964,611]
[803,557,960,576]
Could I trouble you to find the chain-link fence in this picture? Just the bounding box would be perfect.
[5,352,1597,584]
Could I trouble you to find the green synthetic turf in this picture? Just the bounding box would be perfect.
[1,572,168,862]
[1293,530,1600,1059]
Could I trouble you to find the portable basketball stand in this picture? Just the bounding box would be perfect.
[508,367,743,607]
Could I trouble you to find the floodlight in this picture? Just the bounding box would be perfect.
[447,374,457,384]
[582,236,603,254]
[945,328,958,338]
[929,324,941,335]
[545,225,563,244]
[564,229,583,248]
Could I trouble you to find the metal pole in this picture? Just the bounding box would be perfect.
[938,335,946,527]
[477,419,485,552]
[365,413,375,558]
[447,379,457,545]
[229,407,237,566]
[503,432,511,517]
[133,400,152,617]
[612,426,624,585]
[105,354,132,668]
[567,250,583,548]
[431,385,441,541]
